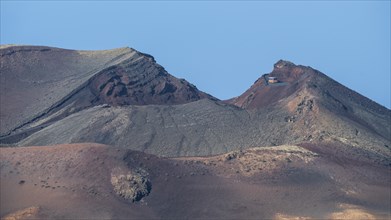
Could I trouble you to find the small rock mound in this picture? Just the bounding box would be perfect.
[110,168,151,202]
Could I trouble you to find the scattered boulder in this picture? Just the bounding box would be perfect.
[224,152,238,161]
[224,151,243,161]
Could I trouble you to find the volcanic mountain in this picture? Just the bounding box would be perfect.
[1,45,390,219]
[1,46,389,163]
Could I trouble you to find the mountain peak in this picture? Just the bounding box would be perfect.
[274,59,296,69]
[269,60,314,82]
[226,60,314,109]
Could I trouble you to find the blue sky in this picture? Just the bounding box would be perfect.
[1,1,390,108]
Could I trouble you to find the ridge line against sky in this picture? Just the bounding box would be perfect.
[1,1,390,108]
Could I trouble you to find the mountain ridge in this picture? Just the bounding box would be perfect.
[0,45,215,141]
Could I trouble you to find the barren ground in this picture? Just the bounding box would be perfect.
[1,143,389,219]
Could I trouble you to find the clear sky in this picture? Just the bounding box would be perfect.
[1,1,390,108]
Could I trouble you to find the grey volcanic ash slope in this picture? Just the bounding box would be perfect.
[0,45,133,136]
[5,47,389,163]
[0,45,213,141]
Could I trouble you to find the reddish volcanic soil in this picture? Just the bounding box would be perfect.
[1,143,389,219]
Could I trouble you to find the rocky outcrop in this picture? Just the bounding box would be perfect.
[111,168,151,202]
[87,51,214,106]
